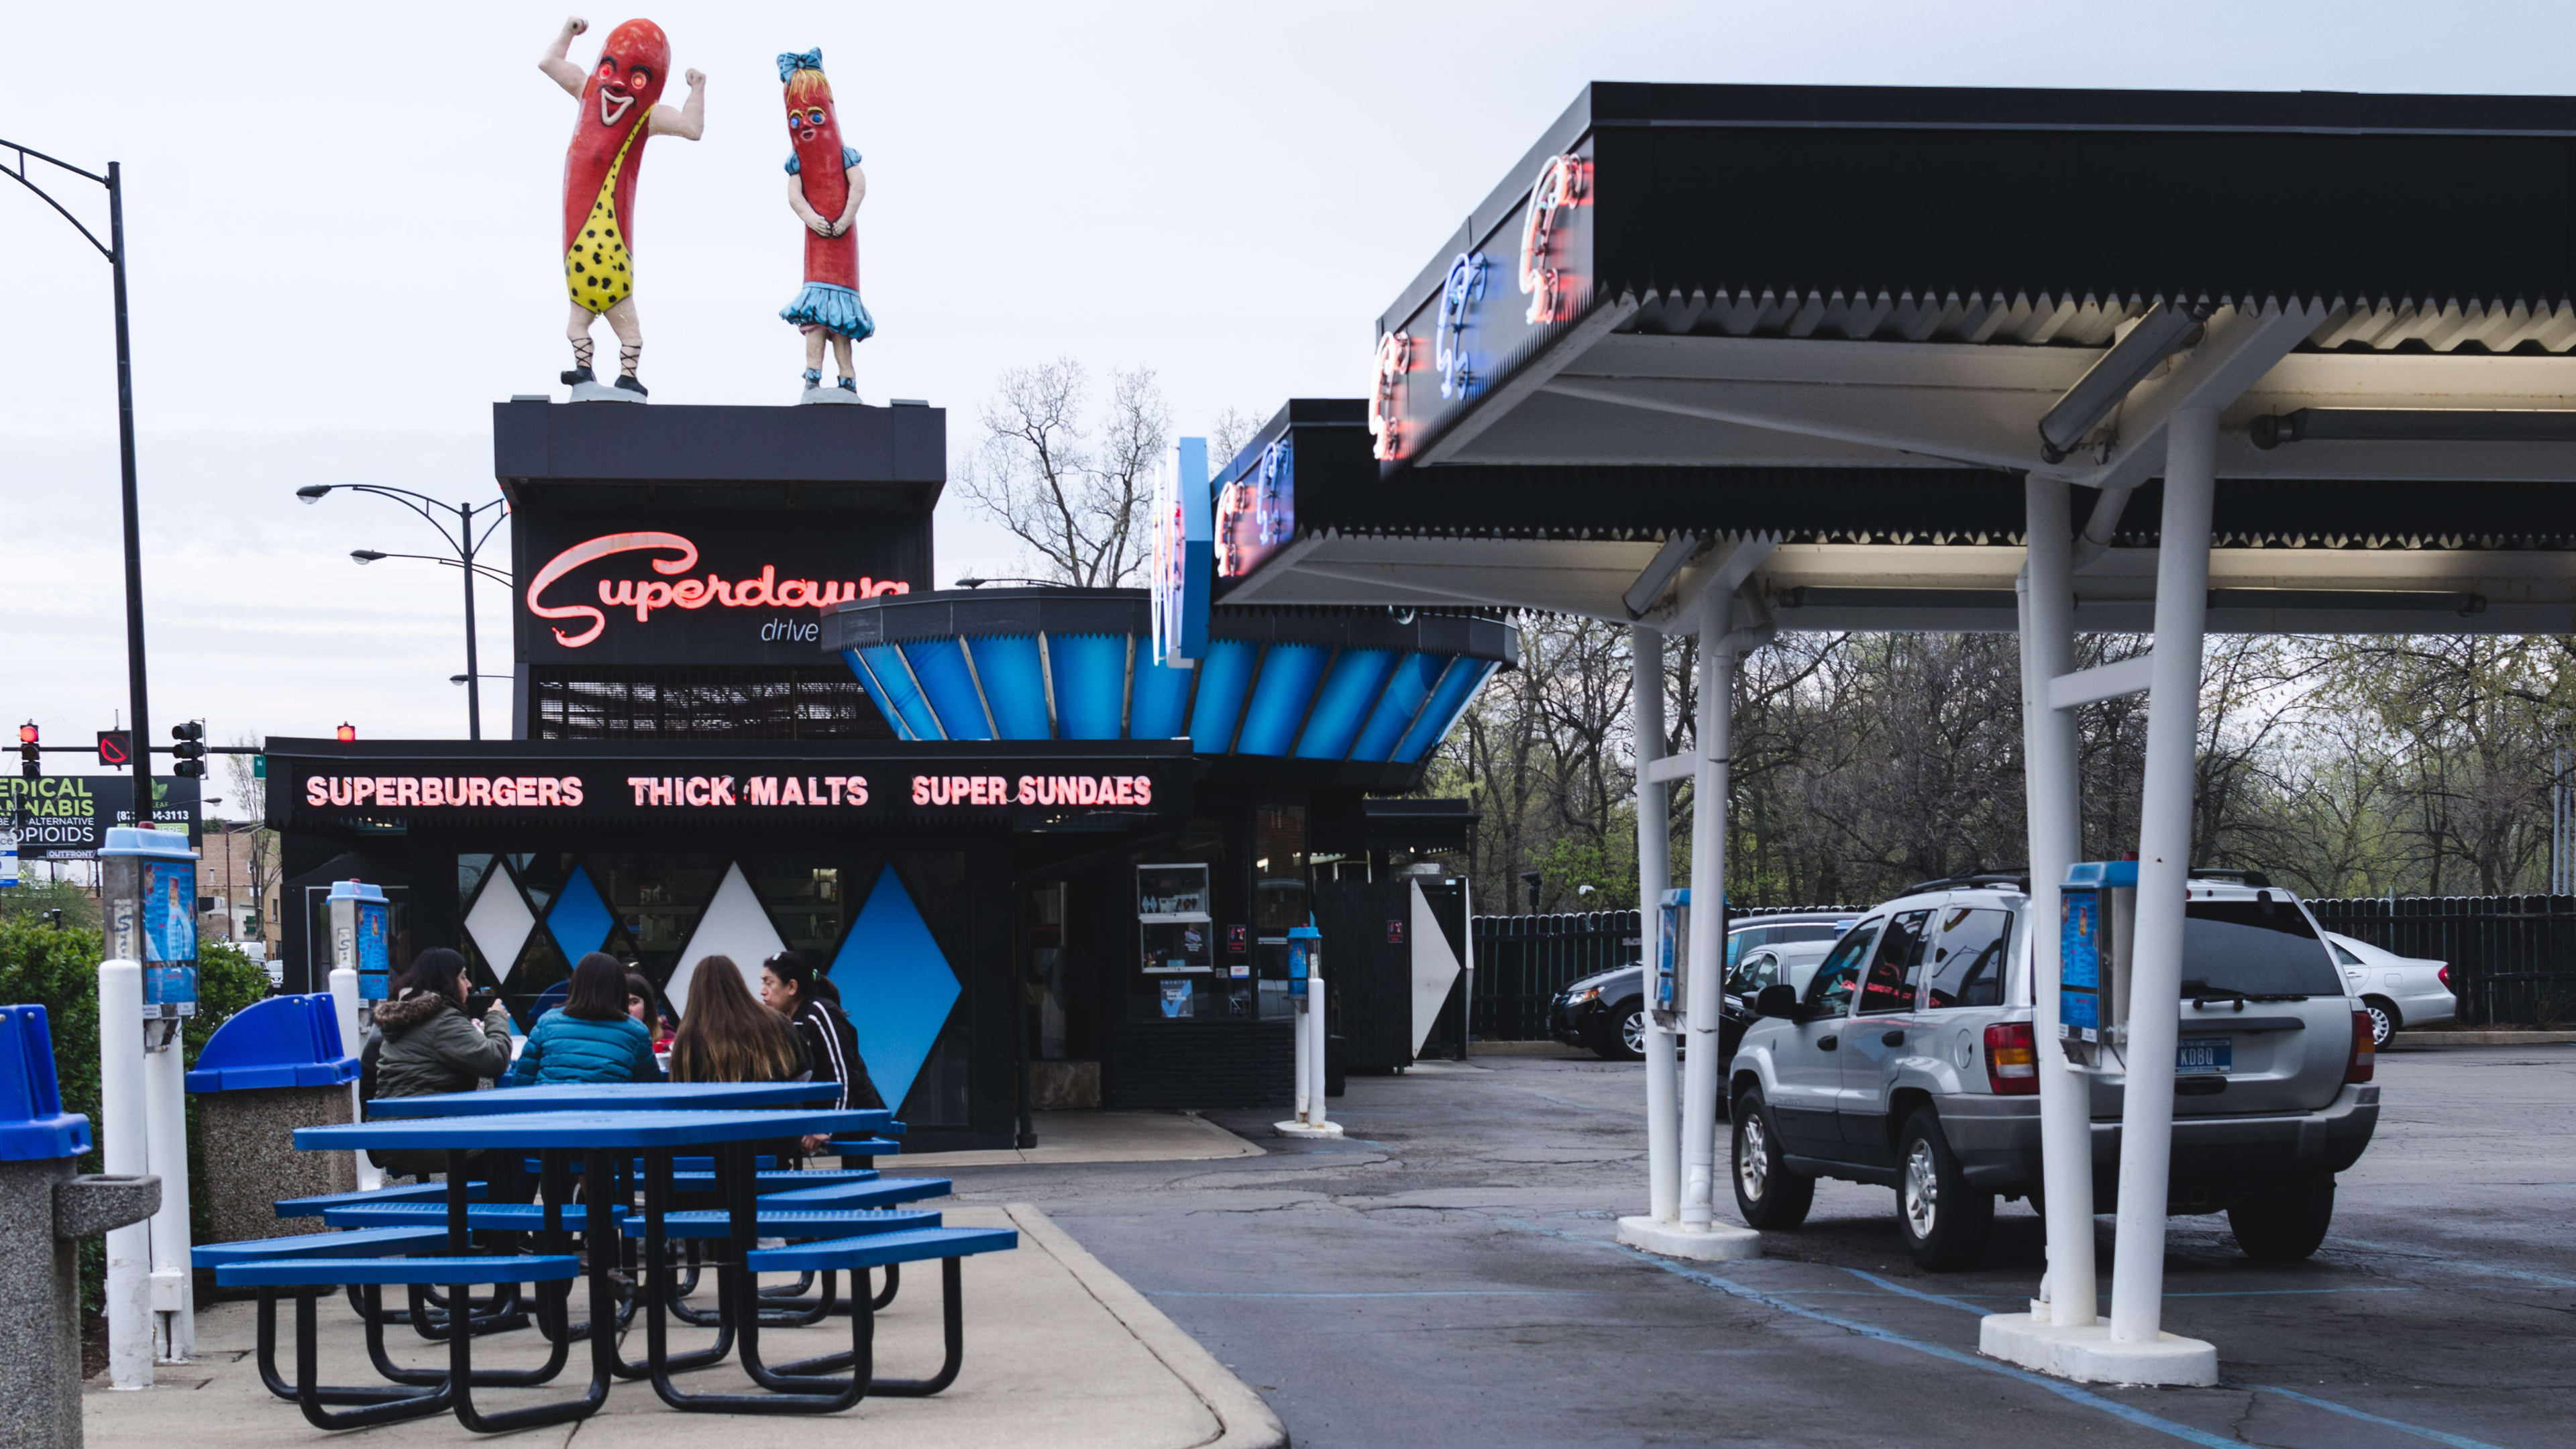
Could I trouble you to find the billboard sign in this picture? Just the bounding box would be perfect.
[0,776,201,859]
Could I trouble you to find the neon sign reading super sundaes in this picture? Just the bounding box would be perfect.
[1435,252,1487,400]
[524,531,910,647]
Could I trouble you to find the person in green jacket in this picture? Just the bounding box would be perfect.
[508,953,662,1085]
[366,947,515,1178]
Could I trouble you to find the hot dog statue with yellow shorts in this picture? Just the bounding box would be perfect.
[539,15,704,399]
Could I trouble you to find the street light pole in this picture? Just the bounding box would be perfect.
[107,162,152,770]
[307,486,508,739]
[7,140,152,777]
[459,500,481,740]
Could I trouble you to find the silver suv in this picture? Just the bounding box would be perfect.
[1726,874,2381,1270]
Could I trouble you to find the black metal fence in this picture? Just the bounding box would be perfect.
[2306,895,2576,1026]
[1470,910,1642,1040]
[1468,906,1863,1040]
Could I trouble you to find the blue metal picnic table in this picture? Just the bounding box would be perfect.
[365,1080,843,1118]
[295,1107,894,1412]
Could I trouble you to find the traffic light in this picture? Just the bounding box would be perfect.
[171,720,208,780]
[17,722,36,780]
[336,722,357,743]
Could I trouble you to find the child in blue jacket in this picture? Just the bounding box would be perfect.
[508,952,662,1085]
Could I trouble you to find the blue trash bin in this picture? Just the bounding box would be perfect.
[0,1003,158,1449]
[185,994,360,1248]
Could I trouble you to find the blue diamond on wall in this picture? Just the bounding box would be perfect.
[828,865,961,1113]
[547,863,615,963]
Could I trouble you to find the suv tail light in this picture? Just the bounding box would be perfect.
[2346,1010,2375,1084]
[2438,963,2453,991]
[1984,1022,2037,1095]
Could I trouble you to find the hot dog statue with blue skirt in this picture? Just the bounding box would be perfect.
[539,15,705,399]
[777,49,872,400]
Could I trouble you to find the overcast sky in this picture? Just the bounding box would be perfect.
[5,1,2572,798]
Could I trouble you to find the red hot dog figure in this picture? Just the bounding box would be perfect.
[776,50,871,400]
[539,15,705,400]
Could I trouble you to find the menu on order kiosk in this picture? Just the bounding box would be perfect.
[100,826,200,1020]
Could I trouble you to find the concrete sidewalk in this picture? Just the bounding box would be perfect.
[83,1203,1282,1449]
[895,1110,1265,1167]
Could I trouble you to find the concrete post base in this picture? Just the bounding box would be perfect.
[1616,1216,1761,1262]
[1979,1312,2218,1386]
[1271,1120,1345,1139]
[798,386,864,405]
[567,380,645,404]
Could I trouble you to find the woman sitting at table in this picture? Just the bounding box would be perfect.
[507,953,661,1085]
[759,951,883,1157]
[667,956,808,1084]
[625,967,678,1049]
[366,947,516,1178]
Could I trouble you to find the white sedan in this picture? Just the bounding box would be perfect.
[2323,931,2457,1046]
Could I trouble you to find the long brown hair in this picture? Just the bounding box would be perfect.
[669,956,803,1083]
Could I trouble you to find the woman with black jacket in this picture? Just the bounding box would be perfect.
[759,951,883,1155]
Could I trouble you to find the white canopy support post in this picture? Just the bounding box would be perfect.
[2108,406,2220,1362]
[1678,590,1731,1230]
[1622,590,1763,1262]
[1632,625,1679,1225]
[2018,475,2098,1328]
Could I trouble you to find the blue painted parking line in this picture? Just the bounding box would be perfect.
[1148,1289,1607,1299]
[1829,1270,2418,1306]
[1507,1223,2242,1449]
[2332,1236,2576,1292]
[1822,1264,2488,1448]
[2233,1384,2510,1449]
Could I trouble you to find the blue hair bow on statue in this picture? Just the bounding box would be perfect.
[777,48,824,82]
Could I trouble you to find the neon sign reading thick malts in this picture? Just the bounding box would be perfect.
[525,531,911,648]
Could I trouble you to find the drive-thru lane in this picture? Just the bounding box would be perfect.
[936,1048,2573,1448]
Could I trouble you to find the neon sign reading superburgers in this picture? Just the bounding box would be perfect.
[525,531,910,648]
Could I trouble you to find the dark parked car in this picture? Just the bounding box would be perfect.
[1548,912,1856,1060]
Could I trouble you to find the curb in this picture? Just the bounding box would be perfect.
[2390,1030,2576,1048]
[1005,1203,1289,1449]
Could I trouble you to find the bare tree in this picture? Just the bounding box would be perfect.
[1208,406,1265,477]
[959,360,1173,586]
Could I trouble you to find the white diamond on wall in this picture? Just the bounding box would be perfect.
[463,867,538,985]
[666,862,787,1014]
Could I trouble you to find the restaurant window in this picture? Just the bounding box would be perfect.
[1133,863,1219,1020]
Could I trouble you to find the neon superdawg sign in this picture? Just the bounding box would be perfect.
[525,531,910,647]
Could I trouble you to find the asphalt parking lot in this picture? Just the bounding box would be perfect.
[941,1044,2576,1448]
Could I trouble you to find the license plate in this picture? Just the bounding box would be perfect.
[2178,1036,2233,1075]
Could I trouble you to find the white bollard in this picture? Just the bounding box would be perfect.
[328,965,381,1191]
[1291,994,1311,1124]
[98,959,152,1390]
[142,1026,193,1360]
[1306,965,1330,1134]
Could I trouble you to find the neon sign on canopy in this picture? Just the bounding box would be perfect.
[524,531,909,648]
[1368,330,1410,462]
[1518,152,1587,326]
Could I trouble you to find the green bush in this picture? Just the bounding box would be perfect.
[0,915,272,1320]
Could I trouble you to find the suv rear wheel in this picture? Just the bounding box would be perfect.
[2229,1175,2336,1261]
[1731,1090,1815,1228]
[1896,1108,1993,1271]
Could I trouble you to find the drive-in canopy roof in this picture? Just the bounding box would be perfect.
[1219,83,2576,631]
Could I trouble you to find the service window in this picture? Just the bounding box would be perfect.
[1925,907,2010,1010]
[1856,909,1931,1014]
[1136,863,1215,1020]
[1804,920,1881,1017]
